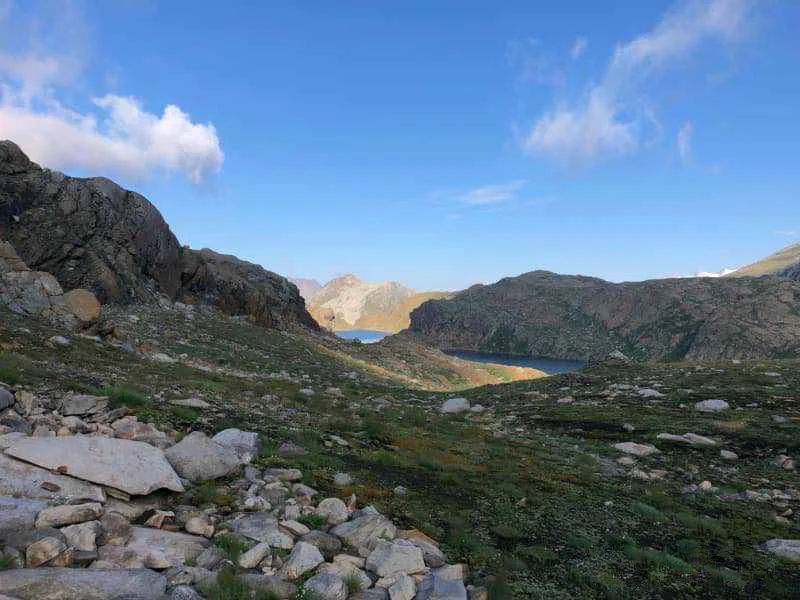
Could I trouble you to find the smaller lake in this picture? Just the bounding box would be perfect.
[445,350,583,375]
[336,330,388,344]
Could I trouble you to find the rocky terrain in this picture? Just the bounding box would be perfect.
[0,141,313,330]
[0,298,798,599]
[409,270,800,362]
[308,275,448,334]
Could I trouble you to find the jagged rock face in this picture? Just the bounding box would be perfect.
[0,141,182,304]
[180,248,318,329]
[0,140,316,330]
[409,270,800,362]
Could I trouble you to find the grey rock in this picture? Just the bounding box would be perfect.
[164,431,241,482]
[229,512,294,548]
[613,442,659,457]
[0,388,13,410]
[440,398,470,414]
[656,433,716,446]
[35,501,103,527]
[61,520,104,552]
[764,539,800,561]
[301,530,343,560]
[304,572,347,600]
[263,467,303,482]
[0,496,46,538]
[351,591,389,600]
[26,536,67,567]
[316,497,349,525]
[366,539,426,578]
[389,575,417,600]
[695,399,730,413]
[4,435,183,495]
[331,514,397,555]
[0,567,167,599]
[212,428,260,464]
[125,526,210,568]
[280,541,324,579]
[238,541,271,569]
[60,394,108,416]
[170,586,203,600]
[0,453,105,503]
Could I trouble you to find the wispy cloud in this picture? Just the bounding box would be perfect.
[774,230,798,237]
[522,0,756,165]
[456,180,527,206]
[570,36,588,60]
[677,120,694,164]
[0,1,223,184]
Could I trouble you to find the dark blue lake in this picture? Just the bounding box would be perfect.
[445,350,583,375]
[336,330,388,343]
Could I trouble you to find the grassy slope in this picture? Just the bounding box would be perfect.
[1,306,798,598]
[731,242,800,277]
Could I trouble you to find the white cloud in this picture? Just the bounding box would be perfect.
[456,180,526,206]
[0,5,223,184]
[523,0,755,165]
[677,120,693,164]
[570,37,587,60]
[774,230,798,237]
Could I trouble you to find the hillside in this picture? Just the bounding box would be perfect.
[731,241,800,277]
[409,270,800,362]
[0,140,315,329]
[308,274,450,333]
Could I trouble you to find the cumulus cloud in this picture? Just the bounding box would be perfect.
[677,120,693,164]
[570,37,587,60]
[523,0,755,165]
[0,4,223,184]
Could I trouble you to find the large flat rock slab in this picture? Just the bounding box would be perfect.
[0,568,167,599]
[0,453,105,503]
[4,435,183,495]
[126,526,210,567]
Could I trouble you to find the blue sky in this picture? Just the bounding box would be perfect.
[1,0,799,290]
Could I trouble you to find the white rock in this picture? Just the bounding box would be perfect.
[304,572,348,600]
[238,542,271,569]
[164,431,241,482]
[35,502,103,528]
[764,539,800,561]
[280,541,324,579]
[440,398,470,414]
[211,428,260,464]
[613,442,660,457]
[366,539,426,578]
[720,450,738,461]
[317,497,350,525]
[695,399,730,413]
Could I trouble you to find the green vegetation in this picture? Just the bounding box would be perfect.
[213,534,250,563]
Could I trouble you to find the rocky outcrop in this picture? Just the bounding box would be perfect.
[0,140,316,330]
[179,248,318,329]
[409,270,800,362]
[0,240,99,329]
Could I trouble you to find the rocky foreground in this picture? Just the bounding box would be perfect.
[0,387,479,600]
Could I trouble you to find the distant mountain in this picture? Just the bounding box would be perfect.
[409,270,800,362]
[308,274,450,333]
[289,277,323,301]
[729,241,800,277]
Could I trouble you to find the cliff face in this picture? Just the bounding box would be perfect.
[409,270,800,362]
[0,140,316,329]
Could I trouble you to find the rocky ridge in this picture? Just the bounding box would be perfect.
[409,270,800,362]
[0,140,315,330]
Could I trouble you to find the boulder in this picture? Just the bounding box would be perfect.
[301,530,343,560]
[417,571,468,600]
[26,536,68,567]
[4,435,183,495]
[389,575,417,600]
[280,541,325,579]
[61,520,104,552]
[238,541,271,569]
[331,514,397,555]
[62,289,101,324]
[440,398,470,414]
[304,572,347,600]
[211,428,260,464]
[399,529,446,567]
[125,526,210,568]
[656,433,716,447]
[316,497,350,525]
[765,539,800,561]
[164,431,241,482]
[0,567,167,599]
[60,394,108,417]
[0,453,106,503]
[35,502,103,527]
[230,512,294,548]
[366,540,426,578]
[0,496,46,538]
[695,399,730,413]
[0,389,13,411]
[613,442,659,457]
